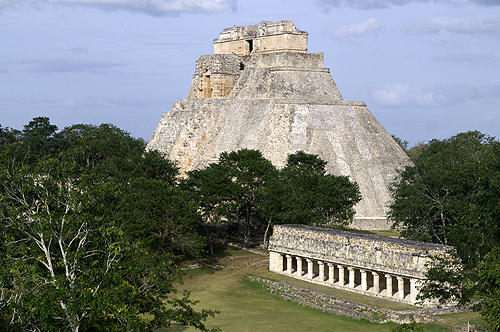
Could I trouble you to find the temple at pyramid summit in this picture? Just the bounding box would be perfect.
[147,21,413,230]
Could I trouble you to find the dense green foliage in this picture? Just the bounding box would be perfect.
[391,135,426,161]
[0,118,217,332]
[389,131,500,327]
[185,149,361,246]
[477,247,500,331]
[185,149,276,246]
[0,117,364,331]
[263,151,361,225]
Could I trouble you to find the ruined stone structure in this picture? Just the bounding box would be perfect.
[268,225,453,305]
[147,21,413,230]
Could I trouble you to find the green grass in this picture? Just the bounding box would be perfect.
[158,247,457,332]
[438,311,485,330]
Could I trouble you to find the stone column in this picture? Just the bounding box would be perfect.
[361,270,368,291]
[318,261,325,282]
[328,263,335,285]
[286,255,293,275]
[410,278,418,304]
[372,272,380,294]
[386,274,393,297]
[307,259,313,279]
[397,276,405,300]
[296,257,303,277]
[337,265,345,286]
[348,267,355,288]
[268,251,283,272]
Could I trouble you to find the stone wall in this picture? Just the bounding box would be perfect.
[269,224,452,278]
[248,276,470,324]
[192,54,242,99]
[268,224,454,305]
[214,21,308,55]
[245,51,323,69]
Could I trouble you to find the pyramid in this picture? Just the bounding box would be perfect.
[147,21,412,230]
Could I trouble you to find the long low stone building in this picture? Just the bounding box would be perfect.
[268,224,453,306]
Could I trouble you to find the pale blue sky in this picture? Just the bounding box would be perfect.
[1,0,499,145]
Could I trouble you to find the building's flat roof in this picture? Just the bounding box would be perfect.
[276,224,454,250]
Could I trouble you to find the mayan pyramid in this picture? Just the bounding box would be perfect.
[147,21,412,230]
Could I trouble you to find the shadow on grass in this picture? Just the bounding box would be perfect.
[156,323,188,332]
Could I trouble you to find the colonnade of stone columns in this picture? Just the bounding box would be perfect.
[279,253,417,303]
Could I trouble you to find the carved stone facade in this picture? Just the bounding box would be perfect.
[193,54,242,99]
[147,21,413,230]
[268,225,453,305]
[213,21,308,56]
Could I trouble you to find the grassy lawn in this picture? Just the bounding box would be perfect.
[159,246,456,332]
[437,311,485,331]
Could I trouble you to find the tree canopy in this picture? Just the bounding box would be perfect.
[0,118,218,332]
[185,149,361,247]
[389,131,500,326]
[266,151,361,226]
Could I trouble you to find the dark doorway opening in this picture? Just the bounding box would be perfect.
[245,39,253,54]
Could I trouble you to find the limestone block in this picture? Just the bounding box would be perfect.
[268,224,454,279]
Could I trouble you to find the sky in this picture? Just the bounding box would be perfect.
[1,0,499,146]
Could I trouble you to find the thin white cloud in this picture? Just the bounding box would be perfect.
[372,83,444,107]
[16,56,127,73]
[335,18,385,39]
[1,0,237,15]
[320,0,499,10]
[68,46,89,54]
[372,80,500,107]
[103,96,169,108]
[63,98,76,107]
[408,15,500,35]
[424,29,461,46]
[433,53,499,66]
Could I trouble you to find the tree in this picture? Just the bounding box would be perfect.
[259,151,361,245]
[121,177,206,258]
[21,117,60,161]
[389,131,500,312]
[55,124,205,258]
[0,125,19,146]
[277,151,361,225]
[391,135,427,161]
[477,247,500,332]
[183,165,242,254]
[406,142,427,161]
[0,119,219,332]
[185,150,361,247]
[217,149,276,244]
[207,149,276,245]
[392,135,409,153]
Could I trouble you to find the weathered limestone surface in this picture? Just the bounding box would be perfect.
[147,21,413,230]
[214,21,308,55]
[268,224,454,305]
[269,225,451,279]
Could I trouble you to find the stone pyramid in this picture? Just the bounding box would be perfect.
[147,21,412,230]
